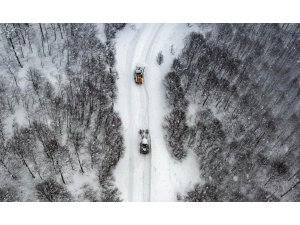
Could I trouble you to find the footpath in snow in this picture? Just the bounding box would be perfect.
[114,24,201,201]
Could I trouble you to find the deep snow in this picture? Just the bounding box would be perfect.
[114,24,202,201]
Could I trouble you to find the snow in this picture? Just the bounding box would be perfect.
[113,24,202,201]
[66,171,100,201]
[4,106,28,138]
[142,138,148,145]
[96,24,107,44]
[187,103,198,127]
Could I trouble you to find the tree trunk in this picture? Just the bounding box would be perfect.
[8,38,23,68]
[75,150,84,174]
[22,158,35,178]
[57,24,64,39]
[39,23,46,57]
[59,168,66,184]
[288,168,300,181]
[202,94,209,106]
[280,181,300,198]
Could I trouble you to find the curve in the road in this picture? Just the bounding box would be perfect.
[115,24,202,202]
[126,24,161,201]
[142,24,163,201]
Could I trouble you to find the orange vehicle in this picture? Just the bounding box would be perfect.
[134,67,145,85]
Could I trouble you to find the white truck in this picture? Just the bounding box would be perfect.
[139,129,151,154]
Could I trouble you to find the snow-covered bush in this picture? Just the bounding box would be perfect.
[163,109,188,161]
[81,184,100,202]
[163,71,189,161]
[35,179,72,202]
[0,186,19,202]
[156,51,164,65]
[104,23,126,41]
[183,183,221,202]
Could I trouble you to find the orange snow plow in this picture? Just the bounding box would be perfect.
[134,66,145,85]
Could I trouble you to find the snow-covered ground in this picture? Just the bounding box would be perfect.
[114,24,202,201]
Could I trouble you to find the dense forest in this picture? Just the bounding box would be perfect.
[0,23,125,201]
[1,23,299,202]
[164,24,300,201]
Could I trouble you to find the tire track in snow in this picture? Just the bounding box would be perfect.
[136,24,161,201]
[115,24,166,201]
[142,24,163,201]
[124,26,145,201]
[115,24,202,202]
[127,24,159,201]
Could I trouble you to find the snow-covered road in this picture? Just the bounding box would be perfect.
[114,24,202,201]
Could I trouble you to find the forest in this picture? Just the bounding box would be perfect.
[0,23,299,202]
[0,23,125,201]
[164,24,300,201]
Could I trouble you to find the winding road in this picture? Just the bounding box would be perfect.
[114,24,201,201]
[115,24,161,201]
